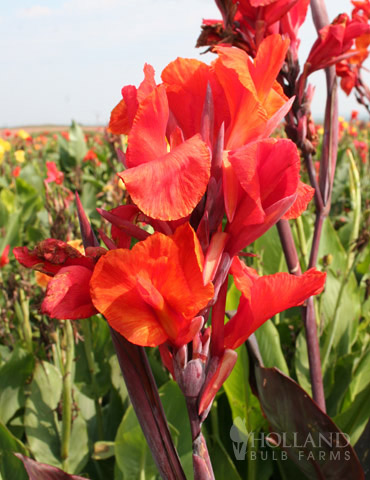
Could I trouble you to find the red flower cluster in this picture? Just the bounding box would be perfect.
[335,1,370,95]
[14,36,326,413]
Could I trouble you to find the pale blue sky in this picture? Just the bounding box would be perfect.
[1,0,367,127]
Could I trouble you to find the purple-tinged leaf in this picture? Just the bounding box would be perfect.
[116,148,126,167]
[200,82,214,148]
[14,454,87,480]
[75,192,99,249]
[249,363,364,479]
[97,208,150,241]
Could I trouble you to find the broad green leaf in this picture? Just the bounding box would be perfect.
[0,189,15,213]
[208,438,241,480]
[334,384,370,446]
[92,441,115,460]
[25,361,89,474]
[294,330,311,396]
[254,226,286,275]
[74,316,113,399]
[24,361,63,467]
[0,422,28,480]
[0,347,34,424]
[347,347,370,402]
[223,345,264,434]
[316,217,347,273]
[18,164,44,193]
[254,320,289,375]
[115,404,158,480]
[320,270,361,360]
[68,121,88,163]
[115,380,193,480]
[67,415,90,473]
[324,353,357,417]
[0,210,21,249]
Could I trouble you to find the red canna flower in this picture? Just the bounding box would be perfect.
[12,166,21,178]
[13,240,106,319]
[45,161,64,185]
[90,223,214,347]
[109,64,156,135]
[0,245,10,267]
[224,138,307,255]
[223,257,326,350]
[304,13,370,76]
[83,149,98,161]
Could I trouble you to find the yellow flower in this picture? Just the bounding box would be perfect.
[0,138,11,152]
[14,150,26,163]
[17,129,31,140]
[0,139,11,165]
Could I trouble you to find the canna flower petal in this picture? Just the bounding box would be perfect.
[225,138,300,254]
[223,257,326,349]
[282,181,315,219]
[108,64,156,135]
[126,85,169,168]
[42,266,97,319]
[13,239,95,275]
[162,57,229,141]
[121,134,211,221]
[305,13,370,75]
[214,37,289,149]
[90,223,214,347]
[14,240,105,320]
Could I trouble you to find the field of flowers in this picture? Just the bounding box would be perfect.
[0,113,369,479]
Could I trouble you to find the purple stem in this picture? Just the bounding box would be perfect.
[110,328,186,480]
[185,397,215,480]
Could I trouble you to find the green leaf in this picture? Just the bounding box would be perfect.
[18,164,44,194]
[0,422,28,480]
[0,347,34,424]
[254,226,286,275]
[294,330,311,396]
[92,441,115,460]
[223,345,264,434]
[24,361,63,467]
[208,437,241,480]
[68,121,87,164]
[254,320,289,375]
[316,217,347,273]
[334,384,370,446]
[115,380,193,480]
[320,270,361,360]
[115,404,158,480]
[0,189,16,214]
[24,362,89,474]
[0,210,21,250]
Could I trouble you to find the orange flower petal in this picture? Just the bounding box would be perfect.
[121,134,211,221]
[126,85,168,168]
[224,259,326,349]
[90,225,214,347]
